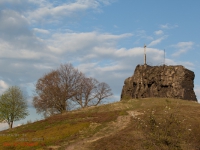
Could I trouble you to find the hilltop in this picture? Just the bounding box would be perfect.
[0,98,200,150]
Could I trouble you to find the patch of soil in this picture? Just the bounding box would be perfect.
[65,111,143,150]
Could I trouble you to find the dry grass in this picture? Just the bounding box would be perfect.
[91,98,200,150]
[0,98,199,150]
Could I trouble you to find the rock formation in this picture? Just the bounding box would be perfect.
[121,65,197,101]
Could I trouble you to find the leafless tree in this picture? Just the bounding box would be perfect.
[72,77,113,108]
[72,77,98,108]
[33,64,84,117]
[94,82,113,106]
[33,63,113,116]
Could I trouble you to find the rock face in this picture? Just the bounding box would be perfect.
[121,65,197,101]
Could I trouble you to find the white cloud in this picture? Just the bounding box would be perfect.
[180,61,195,70]
[160,23,178,29]
[0,8,61,86]
[26,0,115,24]
[99,0,116,5]
[174,41,194,48]
[33,28,49,34]
[0,0,116,25]
[172,49,187,57]
[0,39,57,62]
[0,80,9,94]
[164,59,195,70]
[115,47,143,57]
[33,64,53,69]
[160,24,169,29]
[77,62,98,74]
[48,32,132,54]
[148,36,167,47]
[154,30,163,35]
[96,63,124,72]
[0,10,30,38]
[30,2,94,18]
[0,80,9,89]
[94,47,115,56]
[172,41,194,57]
[136,30,153,40]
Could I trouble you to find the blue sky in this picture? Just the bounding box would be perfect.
[0,0,200,130]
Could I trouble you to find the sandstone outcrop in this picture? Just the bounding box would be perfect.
[121,65,197,101]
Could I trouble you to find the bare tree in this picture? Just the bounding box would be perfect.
[72,77,98,108]
[0,86,29,129]
[72,77,113,108]
[94,82,113,106]
[33,64,84,116]
[33,63,113,116]
[33,70,65,116]
[58,64,84,99]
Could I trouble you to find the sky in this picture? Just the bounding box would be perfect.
[0,0,200,130]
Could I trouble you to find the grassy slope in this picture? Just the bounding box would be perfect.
[0,98,200,150]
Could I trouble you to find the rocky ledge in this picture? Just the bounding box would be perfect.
[121,65,197,101]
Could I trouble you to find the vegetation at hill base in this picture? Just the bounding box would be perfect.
[0,86,29,129]
[0,98,200,150]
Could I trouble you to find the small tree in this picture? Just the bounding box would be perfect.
[33,70,66,116]
[94,82,113,106]
[0,86,29,129]
[72,77,113,108]
[73,77,99,108]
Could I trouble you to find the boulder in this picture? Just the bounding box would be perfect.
[121,65,197,101]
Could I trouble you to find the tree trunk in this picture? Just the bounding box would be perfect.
[9,122,13,129]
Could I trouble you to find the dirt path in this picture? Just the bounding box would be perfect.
[65,111,142,150]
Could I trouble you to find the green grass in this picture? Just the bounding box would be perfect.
[0,103,127,150]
